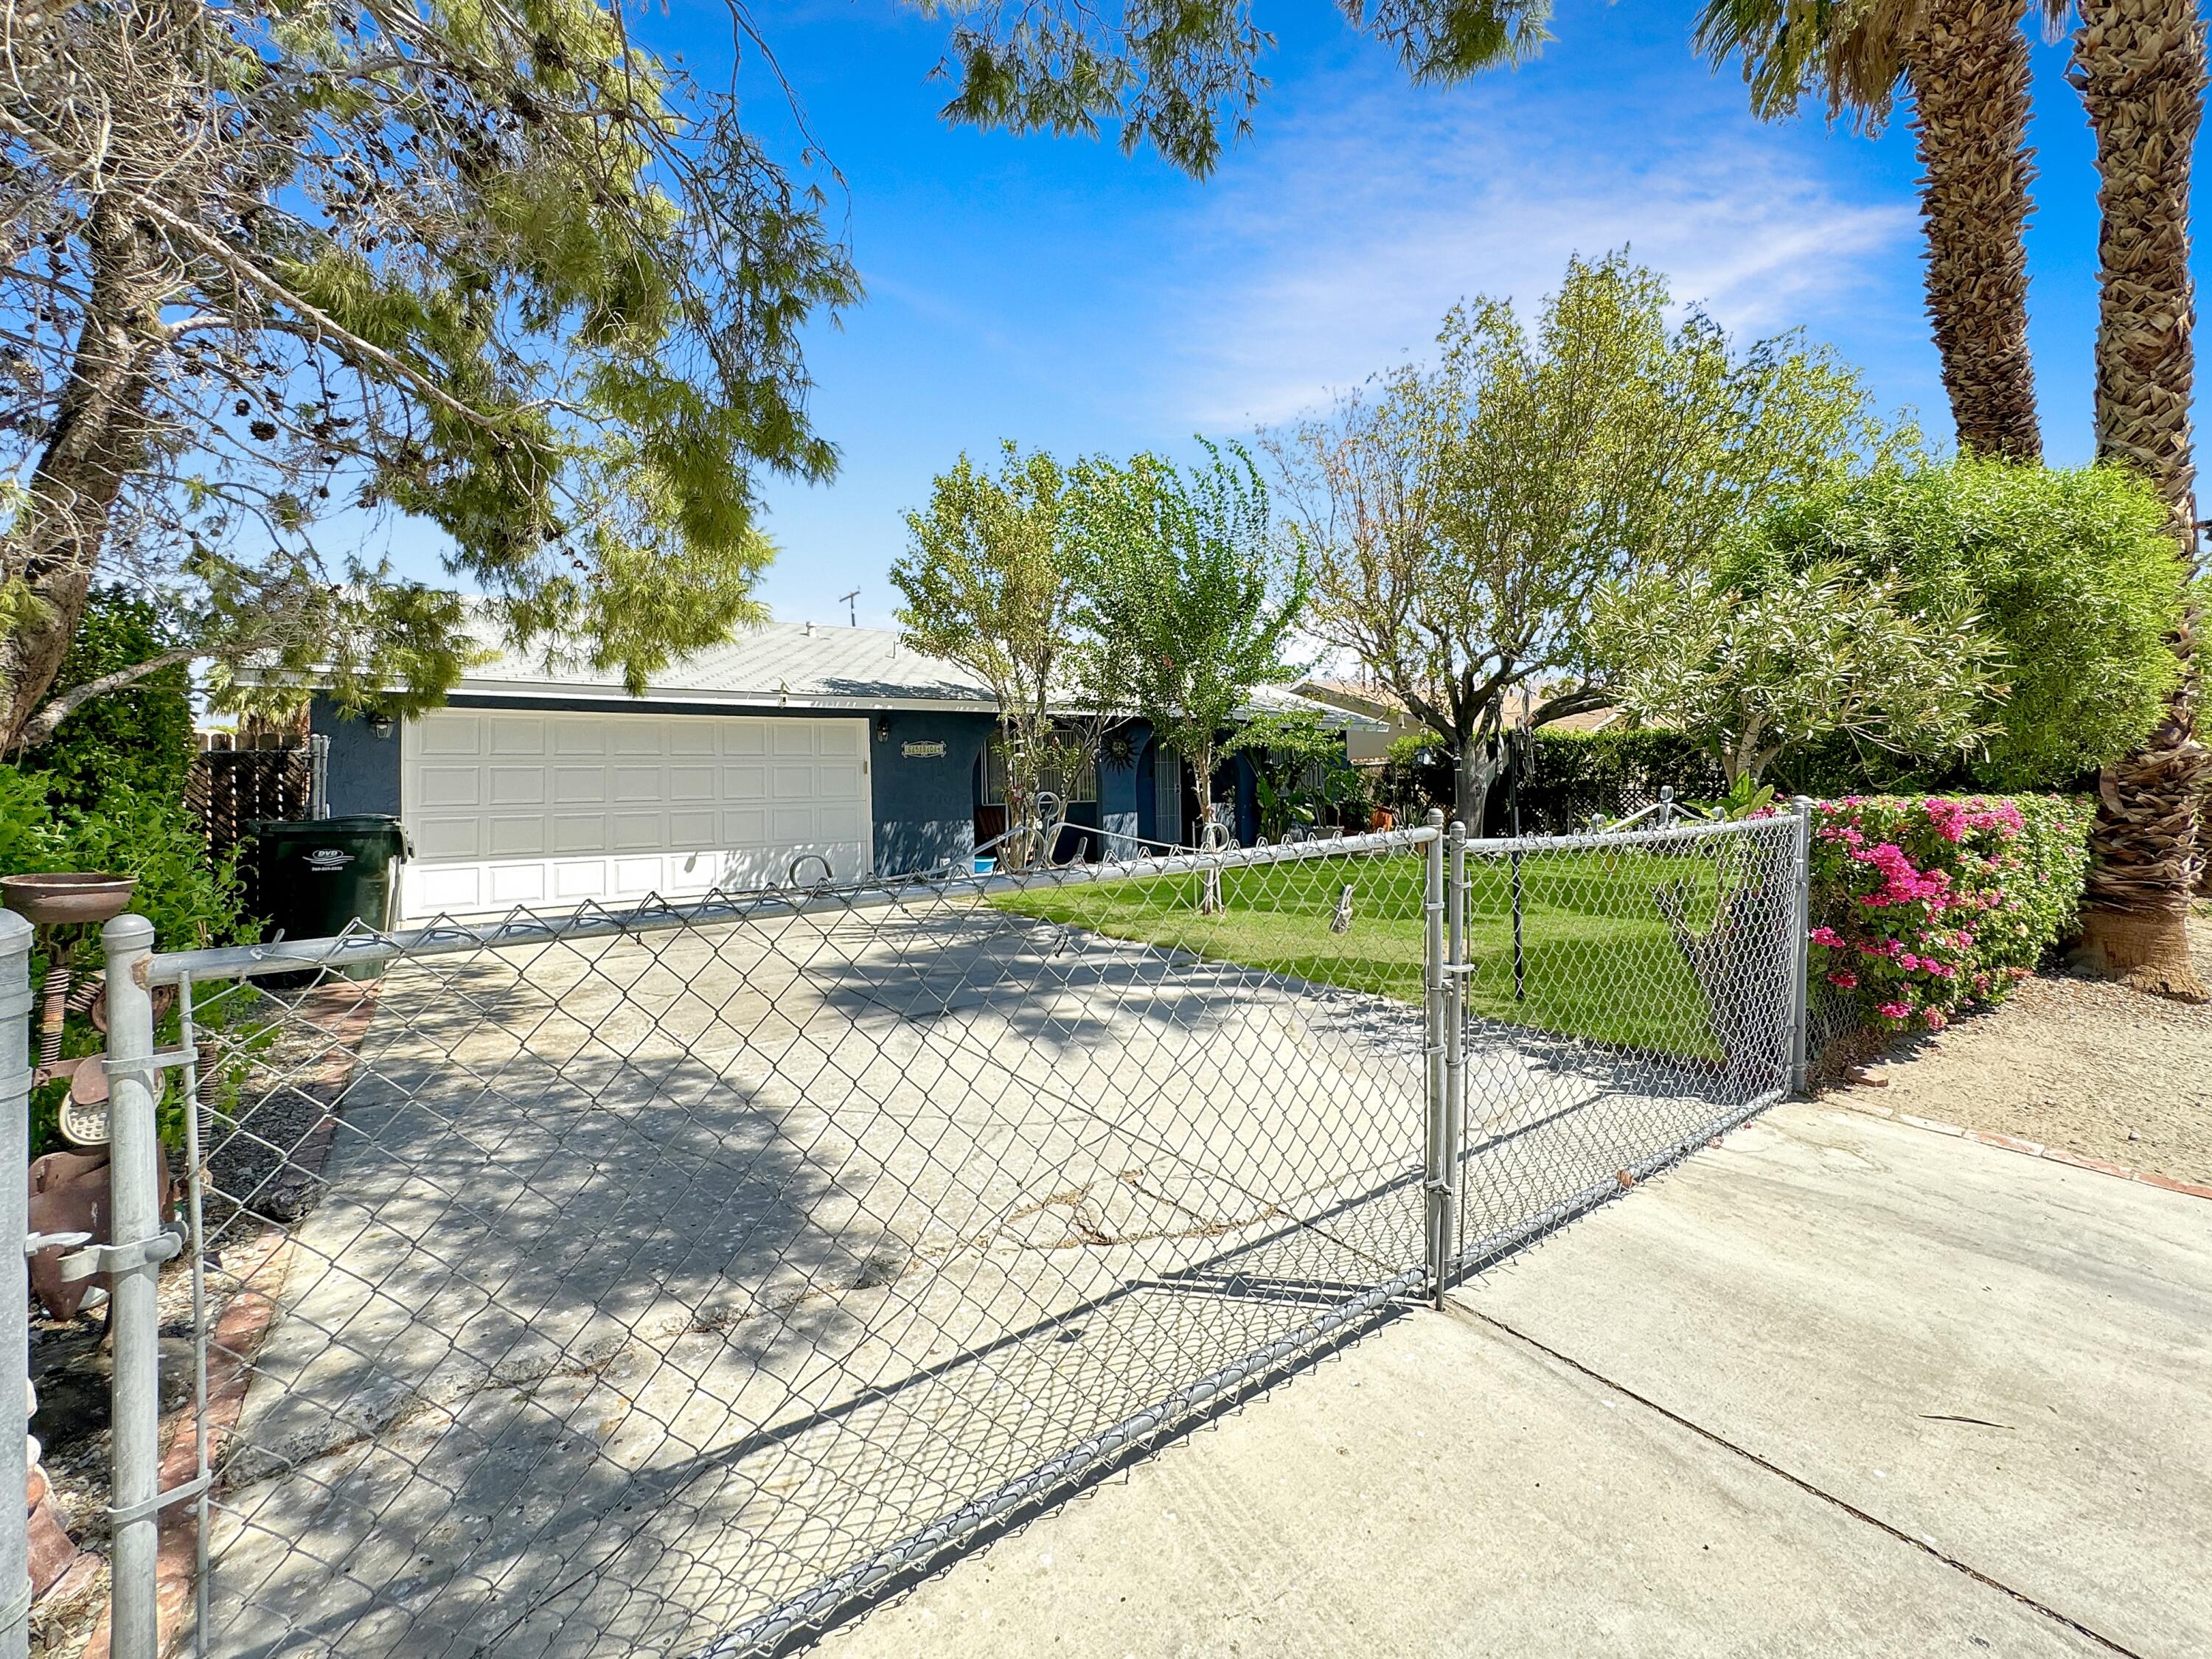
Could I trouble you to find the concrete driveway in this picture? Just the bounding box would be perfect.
[823,1103,2212,1658]
[194,880,1785,1659]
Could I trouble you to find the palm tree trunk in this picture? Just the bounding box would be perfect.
[1906,0,2044,462]
[2071,0,2210,1000]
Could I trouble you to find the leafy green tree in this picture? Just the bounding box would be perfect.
[1223,709,1368,837]
[3,0,1550,754]
[1073,445,1305,843]
[892,445,1105,869]
[1756,458,2186,789]
[1590,561,1996,787]
[1270,252,1913,830]
[1,0,846,749]
[16,587,194,812]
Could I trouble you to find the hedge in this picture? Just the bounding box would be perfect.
[1805,793,2092,1041]
[1493,729,2017,837]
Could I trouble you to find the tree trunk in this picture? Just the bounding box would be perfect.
[1905,0,2044,462]
[1453,736,1503,836]
[1,203,167,750]
[2073,0,2210,1001]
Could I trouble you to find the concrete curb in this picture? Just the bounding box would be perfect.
[1833,1098,2212,1202]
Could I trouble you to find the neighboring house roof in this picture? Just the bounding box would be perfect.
[1293,676,1628,736]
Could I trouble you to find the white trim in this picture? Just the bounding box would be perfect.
[444,679,995,715]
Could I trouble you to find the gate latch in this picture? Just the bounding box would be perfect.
[58,1221,184,1282]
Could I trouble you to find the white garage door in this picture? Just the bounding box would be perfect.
[400,709,872,922]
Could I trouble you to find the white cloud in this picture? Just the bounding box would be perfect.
[1153,76,1919,428]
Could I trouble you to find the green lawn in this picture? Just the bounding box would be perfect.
[993,848,1733,1059]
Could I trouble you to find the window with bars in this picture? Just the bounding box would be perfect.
[983,734,1099,806]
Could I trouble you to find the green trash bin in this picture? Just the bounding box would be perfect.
[247,815,411,980]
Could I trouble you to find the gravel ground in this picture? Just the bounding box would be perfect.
[1829,918,2212,1188]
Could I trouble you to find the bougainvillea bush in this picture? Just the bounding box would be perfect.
[1806,794,2092,1036]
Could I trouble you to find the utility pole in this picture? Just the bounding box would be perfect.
[839,588,859,627]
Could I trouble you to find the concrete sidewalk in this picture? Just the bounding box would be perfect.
[823,1103,2212,1658]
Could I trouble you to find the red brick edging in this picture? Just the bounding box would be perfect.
[1835,1098,2212,1201]
[83,980,380,1658]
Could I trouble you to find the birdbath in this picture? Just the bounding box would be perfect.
[2,873,139,1144]
[0,872,136,927]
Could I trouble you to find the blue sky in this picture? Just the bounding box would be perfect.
[389,0,2178,630]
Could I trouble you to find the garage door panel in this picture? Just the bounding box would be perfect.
[417,768,481,810]
[552,815,608,854]
[486,815,546,857]
[414,866,483,914]
[554,860,608,900]
[414,819,480,860]
[552,766,605,805]
[553,720,605,756]
[612,856,661,894]
[489,865,546,905]
[405,711,873,921]
[487,767,545,807]
[489,719,544,756]
[419,717,481,757]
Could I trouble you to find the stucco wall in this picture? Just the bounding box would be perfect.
[310,696,401,818]
[870,707,992,874]
[310,693,991,878]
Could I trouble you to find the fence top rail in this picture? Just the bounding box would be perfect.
[143,821,1444,987]
[1458,812,1792,858]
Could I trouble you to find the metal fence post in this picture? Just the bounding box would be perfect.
[0,911,32,1659]
[1789,796,1814,1095]
[1421,810,1450,1307]
[1439,821,1468,1302]
[100,916,167,1659]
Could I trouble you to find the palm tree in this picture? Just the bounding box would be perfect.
[1696,0,2045,462]
[2067,0,2209,1000]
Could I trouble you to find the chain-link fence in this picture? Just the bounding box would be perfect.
[3,809,1809,1659]
[1441,814,1805,1275]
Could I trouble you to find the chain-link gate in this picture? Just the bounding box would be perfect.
[6,807,1809,1659]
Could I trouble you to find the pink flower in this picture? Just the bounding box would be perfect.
[1877,1001,1911,1021]
[1924,1008,1947,1031]
[1898,953,1920,971]
[1827,970,1859,989]
[1809,926,1843,948]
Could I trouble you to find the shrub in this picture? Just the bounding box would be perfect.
[1505,730,1724,833]
[14,585,194,813]
[0,764,245,1154]
[1806,793,2092,1038]
[1757,459,2185,790]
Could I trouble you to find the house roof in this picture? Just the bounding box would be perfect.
[442,619,1380,727]
[453,621,996,712]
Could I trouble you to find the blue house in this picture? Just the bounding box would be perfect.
[312,621,1363,922]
